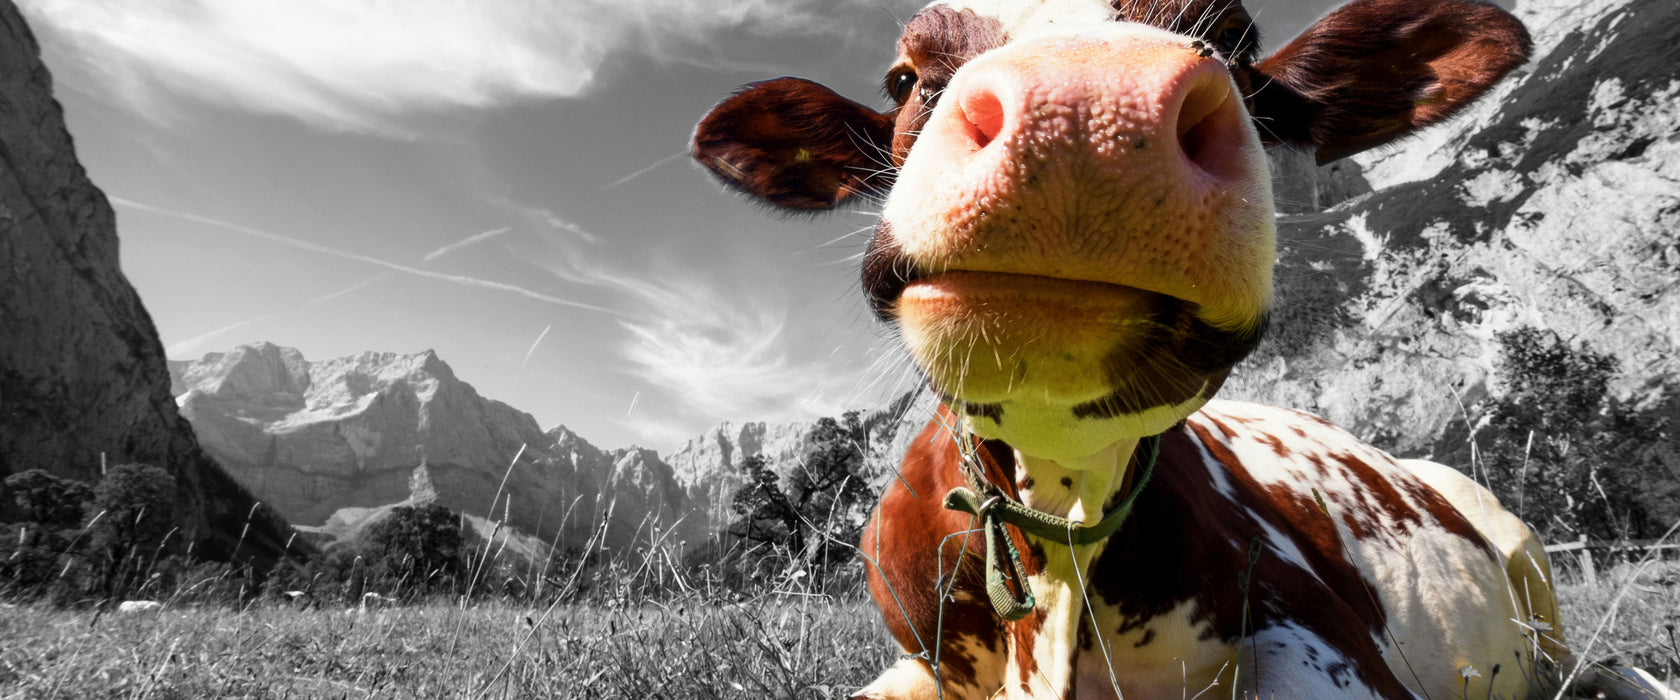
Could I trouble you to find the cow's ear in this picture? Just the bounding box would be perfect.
[1247,0,1530,164]
[692,77,896,210]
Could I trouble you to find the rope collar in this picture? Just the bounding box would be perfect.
[941,433,1162,621]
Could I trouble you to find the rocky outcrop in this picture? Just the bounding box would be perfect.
[171,343,702,551]
[0,1,293,562]
[1226,0,1679,464]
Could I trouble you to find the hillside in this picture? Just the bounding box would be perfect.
[1225,0,1678,469]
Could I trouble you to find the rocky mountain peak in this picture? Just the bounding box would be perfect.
[173,342,311,404]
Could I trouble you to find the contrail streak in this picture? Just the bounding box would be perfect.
[167,316,272,358]
[421,226,513,263]
[166,273,392,357]
[515,324,552,381]
[310,273,390,304]
[599,152,682,192]
[113,197,625,317]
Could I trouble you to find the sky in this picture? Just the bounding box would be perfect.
[21,0,1350,452]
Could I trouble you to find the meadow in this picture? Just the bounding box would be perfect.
[0,595,890,699]
[1,570,1674,699]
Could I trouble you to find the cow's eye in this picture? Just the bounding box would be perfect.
[887,69,919,105]
[1215,19,1251,54]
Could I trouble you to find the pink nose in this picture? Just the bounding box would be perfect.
[933,33,1251,191]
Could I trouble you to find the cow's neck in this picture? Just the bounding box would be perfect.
[1009,437,1139,521]
[990,426,1143,698]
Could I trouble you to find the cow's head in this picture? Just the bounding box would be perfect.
[694,0,1528,463]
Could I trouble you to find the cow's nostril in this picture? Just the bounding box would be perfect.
[1175,74,1238,178]
[961,86,1005,150]
[1179,108,1215,166]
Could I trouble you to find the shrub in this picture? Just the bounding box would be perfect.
[85,463,180,598]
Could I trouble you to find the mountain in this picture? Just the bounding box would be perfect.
[169,343,701,552]
[0,2,294,562]
[1224,0,1677,469]
[171,342,941,548]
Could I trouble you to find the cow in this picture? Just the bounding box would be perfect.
[691,0,1651,698]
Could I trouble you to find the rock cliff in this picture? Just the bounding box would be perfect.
[0,1,293,561]
[170,343,701,552]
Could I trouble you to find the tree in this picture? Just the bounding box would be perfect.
[730,454,803,551]
[727,412,875,584]
[1479,328,1663,543]
[4,469,92,528]
[362,503,466,595]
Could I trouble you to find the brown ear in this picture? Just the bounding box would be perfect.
[1247,0,1531,164]
[692,77,896,210]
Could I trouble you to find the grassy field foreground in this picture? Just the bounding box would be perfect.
[0,577,1674,699]
[0,597,892,699]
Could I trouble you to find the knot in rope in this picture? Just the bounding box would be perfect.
[941,433,1161,621]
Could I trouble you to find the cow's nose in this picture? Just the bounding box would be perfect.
[940,32,1251,185]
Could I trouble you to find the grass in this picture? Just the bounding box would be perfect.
[0,573,1674,699]
[1554,563,1680,690]
[0,595,893,699]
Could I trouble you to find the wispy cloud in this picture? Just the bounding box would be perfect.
[113,197,623,317]
[525,229,859,439]
[21,0,893,135]
[499,200,600,244]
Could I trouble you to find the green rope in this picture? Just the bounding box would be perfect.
[941,433,1161,621]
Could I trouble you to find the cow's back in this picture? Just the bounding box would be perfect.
[1072,400,1557,698]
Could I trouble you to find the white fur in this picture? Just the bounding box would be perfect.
[932,0,1119,41]
[1190,402,1544,699]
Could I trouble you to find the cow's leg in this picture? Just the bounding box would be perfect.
[1235,625,1423,700]
[852,658,939,700]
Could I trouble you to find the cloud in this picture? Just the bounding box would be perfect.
[20,0,890,135]
[522,228,860,437]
